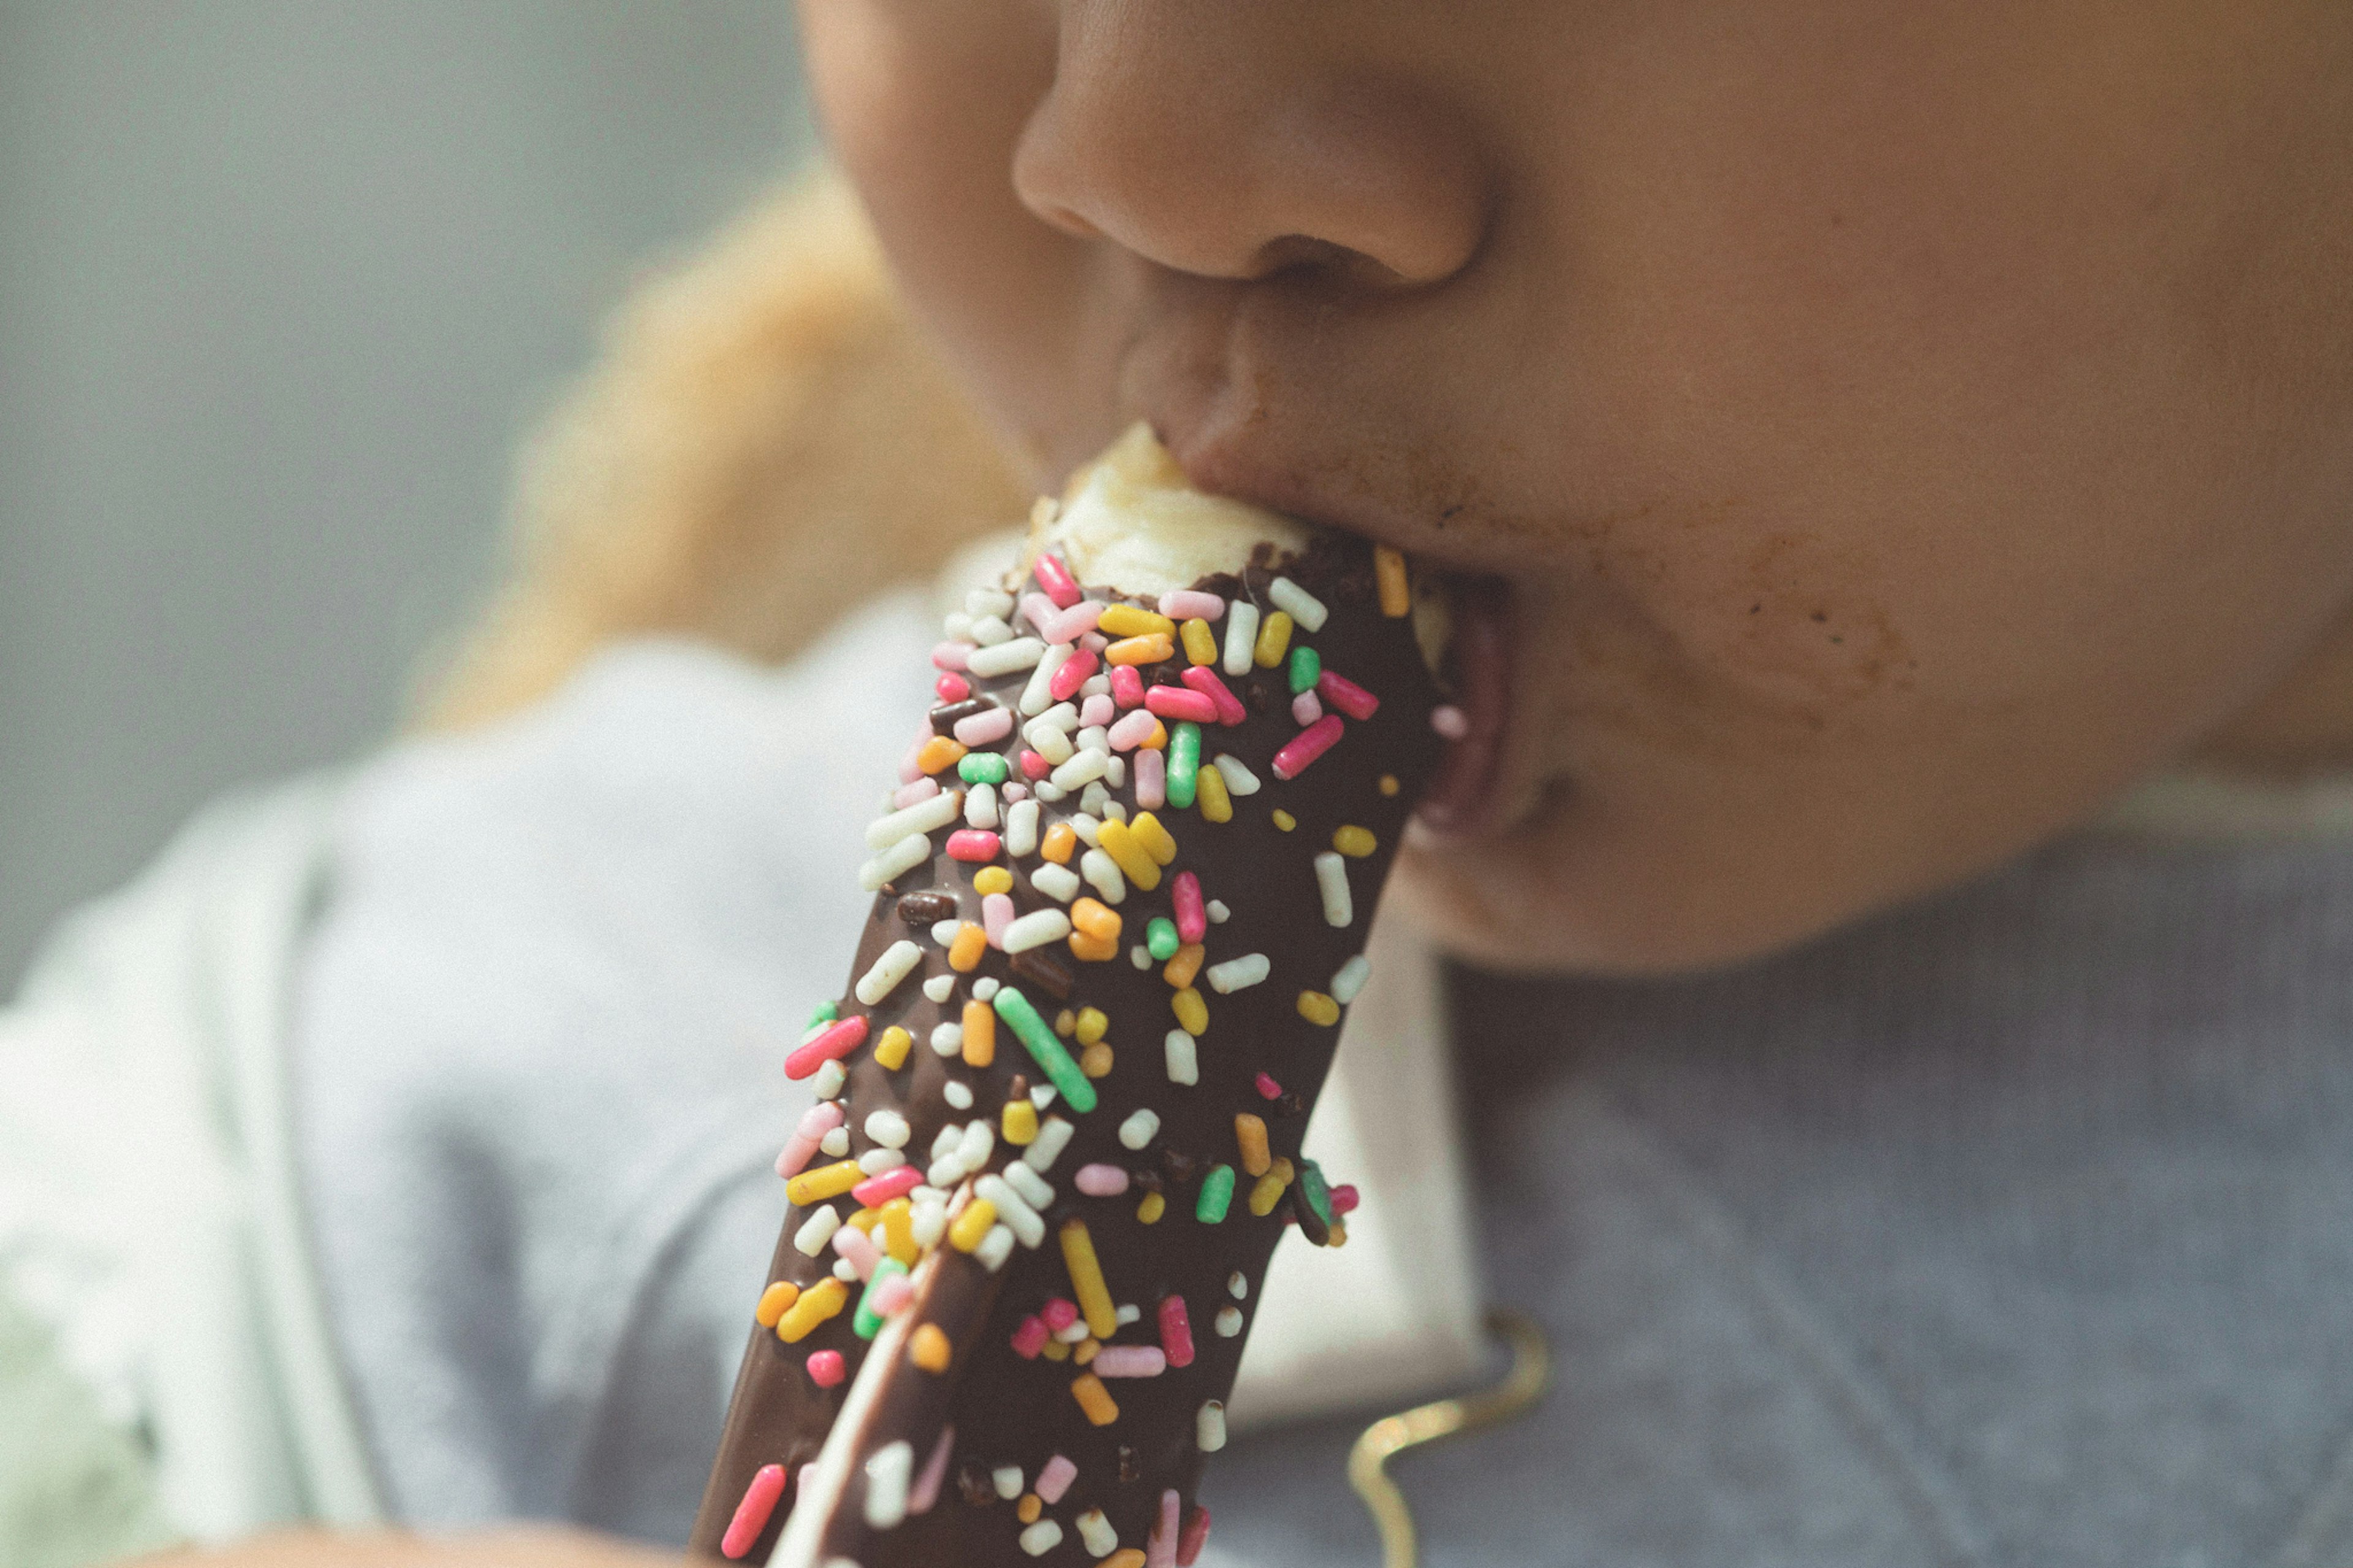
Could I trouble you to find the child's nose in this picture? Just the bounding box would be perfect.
[1011,6,1488,290]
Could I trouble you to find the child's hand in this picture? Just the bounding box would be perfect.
[129,1526,681,1567]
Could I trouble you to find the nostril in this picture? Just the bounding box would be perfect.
[1037,203,1105,242]
[1249,234,1412,290]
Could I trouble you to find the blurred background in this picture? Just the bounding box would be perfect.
[0,2,819,987]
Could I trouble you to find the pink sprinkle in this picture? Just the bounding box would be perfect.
[1158,588,1225,621]
[1049,647,1098,702]
[930,640,972,672]
[946,829,1001,862]
[1291,689,1324,726]
[1020,749,1050,781]
[1332,1183,1361,1216]
[1430,703,1468,740]
[1034,551,1082,608]
[1019,592,1059,634]
[1317,669,1382,721]
[908,1424,956,1515]
[1040,1297,1080,1333]
[898,726,930,785]
[1159,1295,1196,1368]
[1178,1506,1212,1568]
[784,1016,868,1081]
[1011,1315,1050,1359]
[1135,748,1167,809]
[871,1273,914,1317]
[953,706,1015,746]
[1035,1453,1078,1505]
[851,1165,922,1209]
[831,1223,882,1281]
[719,1463,787,1559]
[1002,782,1029,803]
[806,1350,846,1388]
[1080,630,1110,653]
[1091,1345,1167,1378]
[934,673,971,702]
[892,776,941,810]
[983,892,1015,949]
[1148,1488,1182,1568]
[1180,664,1248,725]
[1271,714,1345,780]
[1075,1162,1131,1197]
[1108,710,1162,752]
[1254,1072,1283,1100]
[1172,871,1207,945]
[1078,692,1115,729]
[1146,685,1219,724]
[1039,599,1102,644]
[775,1100,847,1178]
[1110,664,1146,708]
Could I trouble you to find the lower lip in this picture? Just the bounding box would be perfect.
[1415,577,1512,835]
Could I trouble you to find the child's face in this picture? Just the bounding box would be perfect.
[801,1,2353,970]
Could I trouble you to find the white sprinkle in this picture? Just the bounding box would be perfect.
[1002,1161,1055,1212]
[1205,953,1271,994]
[1024,1116,1076,1173]
[1207,899,1230,925]
[1216,1305,1245,1337]
[793,1205,841,1257]
[1079,673,1110,699]
[1019,1520,1064,1557]
[969,613,1014,647]
[1331,953,1373,1004]
[1034,700,1080,733]
[1118,1109,1161,1150]
[976,1173,1045,1248]
[833,1256,860,1283]
[856,1146,907,1175]
[1070,812,1103,847]
[1132,945,1152,969]
[811,1061,847,1100]
[1165,1029,1200,1086]
[820,1127,851,1157]
[911,1200,948,1249]
[1431,703,1469,740]
[1115,1303,1142,1326]
[964,637,1047,678]
[1050,748,1110,791]
[941,1080,974,1111]
[1076,724,1111,756]
[921,973,955,1004]
[1197,1399,1228,1452]
[865,789,964,850]
[1020,642,1074,716]
[1267,575,1328,632]
[942,611,974,641]
[1024,716,1075,765]
[1211,754,1262,796]
[1314,851,1354,928]
[966,586,1016,619]
[1223,601,1261,676]
[964,781,1000,831]
[1003,909,1075,953]
[1229,1270,1249,1299]
[993,1466,1025,1501]
[976,1224,1017,1273]
[1032,781,1067,804]
[1055,1315,1092,1345]
[956,1120,996,1173]
[858,831,932,892]
[972,976,1001,1002]
[1031,862,1082,903]
[1080,780,1113,818]
[1031,1085,1058,1110]
[930,917,963,946]
[927,1155,966,1188]
[1080,848,1127,904]
[863,1439,914,1529]
[1004,797,1040,857]
[1104,755,1127,790]
[931,1125,963,1162]
[930,1021,963,1056]
[1075,1510,1119,1557]
[855,940,923,1006]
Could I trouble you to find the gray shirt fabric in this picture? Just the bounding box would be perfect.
[294,609,2353,1567]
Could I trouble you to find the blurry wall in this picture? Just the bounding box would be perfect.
[0,3,819,985]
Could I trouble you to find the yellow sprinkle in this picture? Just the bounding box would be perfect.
[1197,763,1232,823]
[1059,1218,1119,1338]
[1271,809,1297,832]
[846,1206,881,1233]
[1055,1008,1077,1037]
[754,1280,800,1328]
[1137,1191,1166,1224]
[1379,774,1401,797]
[1332,825,1377,858]
[1374,543,1412,617]
[1235,1113,1271,1177]
[1248,1170,1289,1217]
[910,1323,952,1373]
[1070,898,1122,942]
[1041,822,1078,864]
[916,736,966,775]
[1071,1372,1121,1426]
[1172,987,1208,1036]
[1132,716,1168,751]
[1297,990,1341,1026]
[1330,1219,1349,1248]
[880,1199,917,1266]
[961,998,996,1067]
[1002,1098,1040,1145]
[776,1276,847,1343]
[1129,811,1178,866]
[1163,943,1205,990]
[874,1025,912,1071]
[1017,1494,1044,1525]
[1106,1551,1148,1568]
[1096,819,1161,891]
[1069,931,1120,963]
[1105,633,1176,666]
[1080,1042,1115,1079]
[1042,1337,1072,1362]
[1074,1337,1100,1366]
[1074,1006,1109,1045]
[973,865,1014,895]
[785,1160,861,1206]
[1180,618,1218,665]
[949,922,987,972]
[1097,604,1175,639]
[1253,610,1294,668]
[949,1199,999,1253]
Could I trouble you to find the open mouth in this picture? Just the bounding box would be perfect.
[1416,573,1512,836]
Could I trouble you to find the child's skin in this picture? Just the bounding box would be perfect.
[804,0,2353,972]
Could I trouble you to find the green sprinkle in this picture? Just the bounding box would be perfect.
[1196,1163,1236,1223]
[808,999,839,1028]
[1167,722,1202,809]
[957,751,1010,786]
[1288,645,1322,695]
[1146,917,1181,961]
[1298,1159,1335,1229]
[995,986,1098,1113]
[854,1257,907,1339]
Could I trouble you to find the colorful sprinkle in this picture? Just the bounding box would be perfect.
[996,986,1099,1112]
[1254,1070,1284,1100]
[1271,714,1345,780]
[1166,722,1202,808]
[1159,588,1225,621]
[776,1276,847,1343]
[1267,576,1328,632]
[1180,617,1218,665]
[911,1323,953,1372]
[1270,808,1297,832]
[1235,1114,1271,1177]
[854,1257,909,1338]
[851,1164,922,1210]
[1171,987,1208,1036]
[806,1349,846,1387]
[1110,664,1146,709]
[1107,632,1176,665]
[949,922,988,972]
[1196,1164,1236,1222]
[1178,665,1248,725]
[1060,1219,1119,1338]
[786,1159,863,1206]
[1314,850,1354,926]
[949,1199,999,1253]
[1431,703,1469,740]
[1287,644,1322,695]
[1373,544,1412,616]
[754,1281,800,1328]
[1252,610,1294,668]
[1002,1097,1040,1145]
[1099,604,1175,639]
[1159,1295,1197,1368]
[1072,1373,1121,1426]
[1137,1191,1167,1224]
[784,1015,868,1081]
[1093,1345,1167,1378]
[957,750,1010,786]
[1036,1452,1080,1505]
[1146,917,1180,961]
[1076,1162,1130,1197]
[719,1463,787,1559]
[961,998,997,1067]
[1050,646,1099,702]
[1033,551,1082,607]
[1096,818,1162,891]
[1012,1315,1050,1359]
[1163,943,1206,990]
[1297,991,1341,1026]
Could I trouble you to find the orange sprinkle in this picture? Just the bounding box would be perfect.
[961,999,996,1067]
[948,922,987,972]
[1163,943,1206,990]
[1074,1338,1100,1366]
[1070,897,1123,942]
[1106,1552,1148,1568]
[1071,1372,1120,1426]
[911,1323,952,1373]
[1080,1042,1114,1078]
[1041,822,1078,864]
[1105,633,1176,666]
[1069,931,1120,963]
[1017,1494,1044,1525]
[916,735,966,775]
[754,1281,799,1328]
[1379,773,1401,797]
[1235,1113,1271,1177]
[1374,543,1412,616]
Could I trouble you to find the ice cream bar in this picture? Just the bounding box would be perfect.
[689,424,1450,1566]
